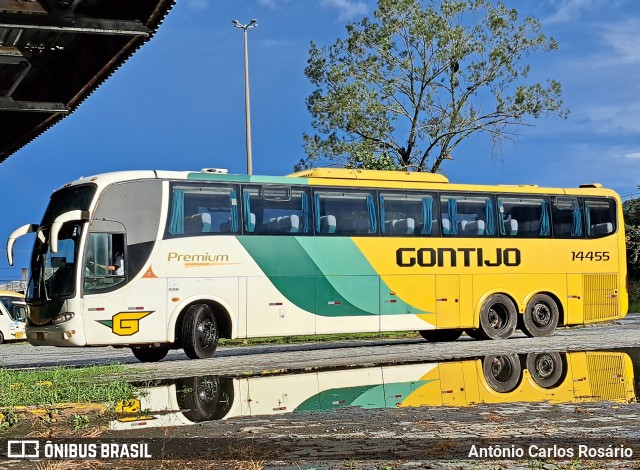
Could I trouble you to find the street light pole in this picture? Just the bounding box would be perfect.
[232,18,257,176]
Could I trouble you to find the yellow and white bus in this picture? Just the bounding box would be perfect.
[6,168,627,361]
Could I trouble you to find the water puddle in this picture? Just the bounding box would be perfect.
[110,347,640,430]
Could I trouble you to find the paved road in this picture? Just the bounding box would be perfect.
[1,314,639,381]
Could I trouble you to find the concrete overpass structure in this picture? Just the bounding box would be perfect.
[0,0,175,162]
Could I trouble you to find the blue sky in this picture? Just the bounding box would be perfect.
[1,0,639,280]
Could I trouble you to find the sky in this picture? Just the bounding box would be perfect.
[1,0,639,281]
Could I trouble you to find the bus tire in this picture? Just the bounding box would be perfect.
[182,304,219,359]
[419,329,462,342]
[522,294,559,337]
[478,294,517,340]
[526,352,565,389]
[131,346,169,363]
[465,329,486,340]
[178,376,234,422]
[482,354,522,393]
[0,331,4,344]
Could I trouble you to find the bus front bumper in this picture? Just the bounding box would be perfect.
[26,322,87,347]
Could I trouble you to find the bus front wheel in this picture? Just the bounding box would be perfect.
[131,346,169,363]
[182,304,219,359]
[521,294,559,337]
[419,329,462,342]
[478,294,517,340]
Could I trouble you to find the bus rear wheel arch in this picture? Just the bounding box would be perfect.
[419,329,463,342]
[477,294,517,340]
[181,303,220,359]
[521,294,560,337]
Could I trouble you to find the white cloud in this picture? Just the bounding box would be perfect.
[600,20,640,65]
[321,0,368,21]
[258,0,292,7]
[544,0,598,24]
[186,0,209,11]
[624,152,640,159]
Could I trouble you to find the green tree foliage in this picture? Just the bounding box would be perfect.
[623,196,640,279]
[298,0,569,172]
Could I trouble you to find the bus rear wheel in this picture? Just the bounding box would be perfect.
[131,346,169,363]
[526,352,565,389]
[419,329,462,342]
[482,354,522,393]
[521,294,559,337]
[478,294,517,340]
[182,304,219,359]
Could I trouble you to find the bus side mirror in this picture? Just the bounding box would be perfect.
[50,210,90,254]
[6,223,38,266]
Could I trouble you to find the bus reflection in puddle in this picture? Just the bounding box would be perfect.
[110,349,639,430]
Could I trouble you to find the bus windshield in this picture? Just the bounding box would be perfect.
[26,184,95,321]
[28,224,82,303]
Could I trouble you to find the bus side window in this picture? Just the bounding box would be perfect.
[497,197,551,238]
[168,185,240,236]
[585,198,616,238]
[379,192,438,236]
[440,195,495,237]
[552,197,583,238]
[314,189,378,236]
[242,186,311,235]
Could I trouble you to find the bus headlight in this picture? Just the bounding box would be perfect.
[52,312,75,325]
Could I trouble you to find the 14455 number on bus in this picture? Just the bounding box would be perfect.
[571,251,610,261]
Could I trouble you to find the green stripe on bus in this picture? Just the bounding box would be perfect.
[237,237,376,316]
[187,173,309,185]
[294,380,436,411]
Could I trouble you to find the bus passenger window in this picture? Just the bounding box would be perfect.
[314,190,378,236]
[168,185,240,236]
[380,193,438,236]
[242,186,310,235]
[440,195,495,237]
[585,198,616,238]
[497,197,551,237]
[552,197,583,238]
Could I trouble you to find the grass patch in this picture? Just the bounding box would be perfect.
[219,330,420,347]
[0,364,138,408]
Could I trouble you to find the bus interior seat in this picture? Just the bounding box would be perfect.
[246,213,256,232]
[279,214,300,233]
[184,213,208,234]
[442,218,451,234]
[200,213,212,232]
[461,219,485,235]
[219,218,232,233]
[393,218,415,234]
[519,220,540,236]
[505,218,518,236]
[319,215,336,234]
[592,222,613,235]
[384,220,395,234]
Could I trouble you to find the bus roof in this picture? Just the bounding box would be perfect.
[288,168,449,184]
[60,168,619,199]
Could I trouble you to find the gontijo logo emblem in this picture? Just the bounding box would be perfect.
[96,311,153,336]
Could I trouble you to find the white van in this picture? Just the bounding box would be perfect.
[0,291,27,343]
